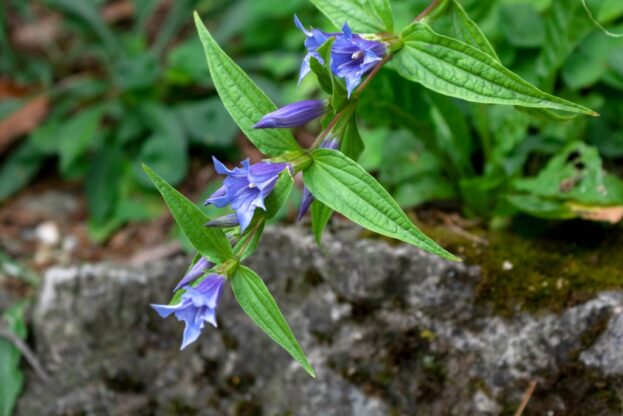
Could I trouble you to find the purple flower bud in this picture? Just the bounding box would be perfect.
[254,100,326,129]
[152,273,226,350]
[294,15,333,82]
[205,213,239,228]
[297,138,340,221]
[174,256,212,292]
[330,23,387,97]
[204,157,289,231]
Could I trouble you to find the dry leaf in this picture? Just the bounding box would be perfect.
[0,95,49,153]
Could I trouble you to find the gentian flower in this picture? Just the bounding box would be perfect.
[294,15,331,82]
[254,100,326,129]
[297,138,340,221]
[330,23,387,97]
[152,273,226,350]
[205,157,289,232]
[174,256,212,292]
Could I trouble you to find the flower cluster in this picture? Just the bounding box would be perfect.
[153,15,386,351]
[253,17,387,130]
[296,16,386,97]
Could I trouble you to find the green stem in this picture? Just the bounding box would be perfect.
[310,54,391,149]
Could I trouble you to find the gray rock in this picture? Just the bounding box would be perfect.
[17,226,623,415]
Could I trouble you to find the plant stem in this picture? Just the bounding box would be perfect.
[311,54,391,149]
[354,54,391,96]
[311,103,354,148]
[415,0,443,22]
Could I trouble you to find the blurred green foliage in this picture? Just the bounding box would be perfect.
[0,0,622,239]
[358,0,623,224]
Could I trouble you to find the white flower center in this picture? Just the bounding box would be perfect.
[351,50,364,60]
[248,183,257,188]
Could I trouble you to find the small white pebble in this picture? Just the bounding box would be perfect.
[502,260,513,271]
[35,221,60,246]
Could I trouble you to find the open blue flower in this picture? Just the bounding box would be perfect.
[297,138,340,221]
[294,15,332,82]
[205,157,289,232]
[330,23,386,97]
[254,100,326,129]
[152,273,226,350]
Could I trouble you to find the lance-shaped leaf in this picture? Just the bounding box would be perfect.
[231,266,315,377]
[143,164,233,263]
[394,23,597,116]
[311,199,333,246]
[303,149,459,261]
[310,0,388,33]
[194,13,300,156]
[448,0,498,60]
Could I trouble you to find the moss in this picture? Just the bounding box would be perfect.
[418,218,623,317]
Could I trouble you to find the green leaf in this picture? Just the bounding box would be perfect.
[512,142,623,205]
[265,170,294,219]
[86,145,124,222]
[142,164,233,263]
[394,23,596,116]
[506,194,575,220]
[194,13,300,156]
[369,0,394,32]
[311,199,333,246]
[46,0,118,52]
[309,39,335,95]
[134,104,188,187]
[500,3,545,48]
[310,0,389,33]
[175,98,238,147]
[231,266,315,377]
[0,303,27,416]
[536,1,594,87]
[304,149,459,261]
[59,105,103,177]
[337,113,364,160]
[0,140,42,202]
[448,0,499,60]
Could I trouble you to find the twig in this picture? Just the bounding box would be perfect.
[513,380,537,416]
[0,326,51,384]
[354,54,392,96]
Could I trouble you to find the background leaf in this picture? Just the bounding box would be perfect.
[0,303,27,416]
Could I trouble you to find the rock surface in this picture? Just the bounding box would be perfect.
[17,226,623,415]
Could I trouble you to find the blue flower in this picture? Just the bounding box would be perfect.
[152,273,226,350]
[205,157,289,232]
[330,23,386,97]
[294,15,332,82]
[254,100,326,129]
[297,138,340,221]
[174,256,212,292]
